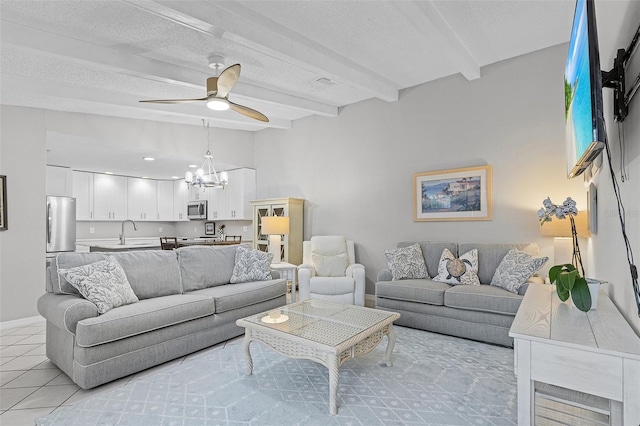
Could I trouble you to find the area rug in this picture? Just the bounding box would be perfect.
[37,326,517,425]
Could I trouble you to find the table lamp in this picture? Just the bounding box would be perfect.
[261,216,289,263]
[539,211,590,266]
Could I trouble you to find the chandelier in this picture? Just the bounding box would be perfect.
[185,120,228,189]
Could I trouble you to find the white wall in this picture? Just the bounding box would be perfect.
[255,43,586,296]
[590,0,640,334]
[0,106,47,322]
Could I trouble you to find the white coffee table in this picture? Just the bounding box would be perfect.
[236,299,401,415]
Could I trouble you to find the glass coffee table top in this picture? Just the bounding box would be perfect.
[240,299,398,347]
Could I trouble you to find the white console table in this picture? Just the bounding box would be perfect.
[509,284,640,425]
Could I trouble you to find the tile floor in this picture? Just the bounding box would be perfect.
[0,318,230,426]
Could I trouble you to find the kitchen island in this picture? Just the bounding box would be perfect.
[80,238,246,252]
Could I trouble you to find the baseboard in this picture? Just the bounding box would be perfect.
[365,294,376,308]
[0,315,45,330]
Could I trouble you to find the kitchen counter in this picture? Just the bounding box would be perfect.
[84,238,248,252]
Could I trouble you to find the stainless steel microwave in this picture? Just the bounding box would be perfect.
[187,200,207,220]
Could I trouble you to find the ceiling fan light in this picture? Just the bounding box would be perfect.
[207,98,230,111]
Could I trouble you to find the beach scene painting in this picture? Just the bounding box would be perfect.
[414,166,492,221]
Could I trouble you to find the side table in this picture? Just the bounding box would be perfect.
[270,262,298,303]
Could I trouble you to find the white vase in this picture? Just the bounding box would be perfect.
[586,278,602,310]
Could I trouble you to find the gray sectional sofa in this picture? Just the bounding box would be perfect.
[375,241,541,347]
[37,245,286,389]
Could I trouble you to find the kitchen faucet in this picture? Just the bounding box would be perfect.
[119,220,138,245]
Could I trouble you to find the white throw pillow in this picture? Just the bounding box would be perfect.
[57,256,139,314]
[384,244,430,280]
[490,249,548,293]
[312,252,349,277]
[230,246,274,283]
[433,248,480,286]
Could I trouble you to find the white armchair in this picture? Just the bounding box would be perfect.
[297,236,365,306]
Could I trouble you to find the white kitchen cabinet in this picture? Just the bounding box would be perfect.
[251,197,304,264]
[127,178,157,220]
[157,181,174,221]
[207,188,225,220]
[206,168,255,220]
[93,173,127,221]
[72,171,94,220]
[46,166,73,197]
[173,180,189,221]
[224,168,256,220]
[189,185,206,201]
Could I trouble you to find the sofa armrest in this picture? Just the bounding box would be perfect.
[297,264,316,301]
[37,293,98,334]
[377,269,393,282]
[347,264,366,306]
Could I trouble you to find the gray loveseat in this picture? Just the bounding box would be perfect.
[375,241,541,347]
[38,245,286,389]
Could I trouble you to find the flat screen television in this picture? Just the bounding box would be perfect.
[564,0,606,178]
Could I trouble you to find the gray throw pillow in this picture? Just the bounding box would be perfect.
[384,243,430,280]
[57,256,139,314]
[490,249,548,293]
[230,246,274,283]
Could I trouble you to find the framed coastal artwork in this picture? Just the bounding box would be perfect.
[414,165,492,221]
[0,175,6,231]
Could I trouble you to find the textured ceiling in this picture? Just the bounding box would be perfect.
[1,0,577,177]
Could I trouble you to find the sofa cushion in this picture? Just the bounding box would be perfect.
[177,245,241,291]
[55,251,182,299]
[58,256,139,314]
[384,244,430,280]
[458,243,539,284]
[189,279,286,314]
[309,277,355,295]
[75,294,215,347]
[312,252,349,277]
[397,241,458,278]
[490,249,548,293]
[443,284,523,315]
[433,248,480,286]
[375,279,451,306]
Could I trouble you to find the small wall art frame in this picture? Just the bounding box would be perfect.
[204,221,216,235]
[414,165,492,221]
[0,175,6,231]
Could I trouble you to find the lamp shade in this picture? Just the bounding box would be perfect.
[539,211,590,237]
[261,216,290,235]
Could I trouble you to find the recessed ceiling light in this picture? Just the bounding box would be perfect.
[171,176,180,179]
[141,176,150,179]
[143,157,155,161]
[188,164,198,168]
[104,171,114,175]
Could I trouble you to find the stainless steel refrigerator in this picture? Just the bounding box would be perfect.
[46,196,76,253]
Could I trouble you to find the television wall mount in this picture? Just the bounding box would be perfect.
[602,22,640,122]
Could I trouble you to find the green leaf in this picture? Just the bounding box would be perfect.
[549,265,564,284]
[558,270,577,291]
[556,285,570,301]
[571,278,592,312]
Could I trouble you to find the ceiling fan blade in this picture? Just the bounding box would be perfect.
[139,97,207,104]
[216,64,241,98]
[229,101,269,122]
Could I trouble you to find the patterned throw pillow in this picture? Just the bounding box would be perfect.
[433,248,480,286]
[490,249,548,293]
[57,256,139,314]
[384,244,430,280]
[312,252,349,277]
[230,246,274,283]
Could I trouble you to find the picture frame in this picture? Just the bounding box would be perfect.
[0,175,6,231]
[414,165,492,221]
[204,221,216,235]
